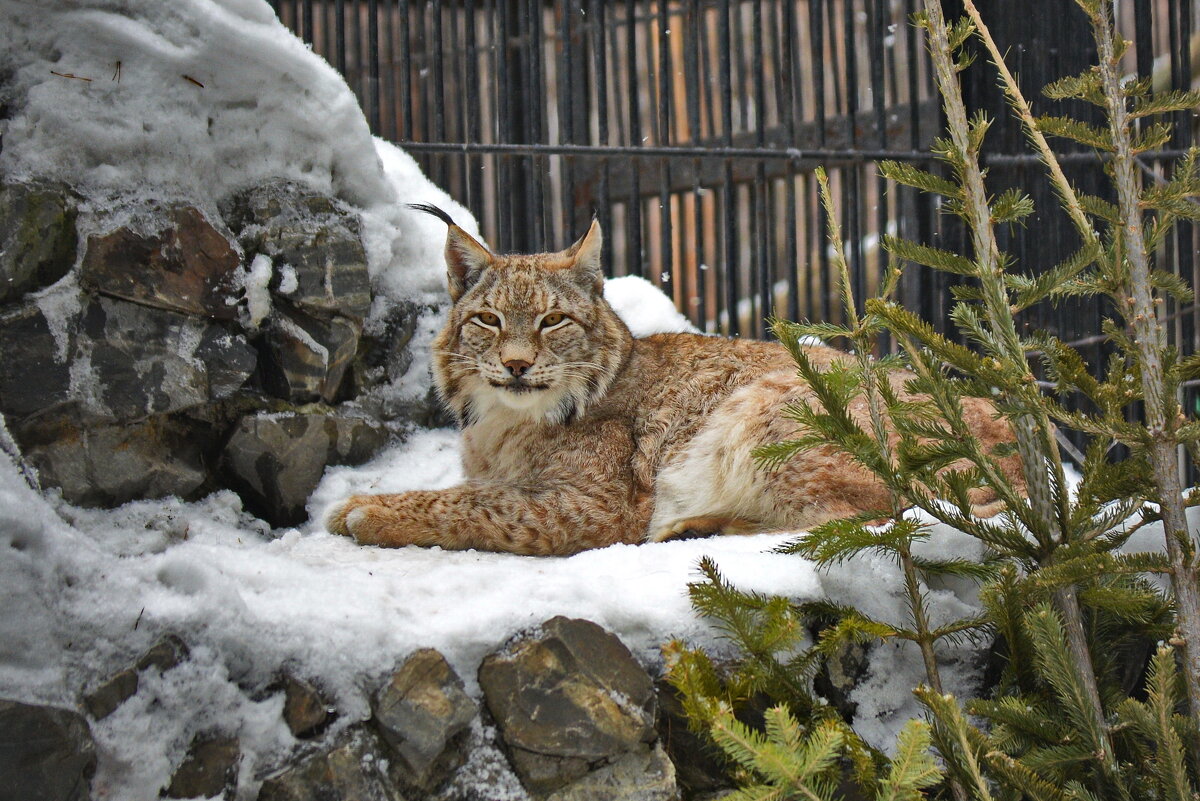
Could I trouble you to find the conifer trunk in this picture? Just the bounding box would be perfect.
[926,0,1114,759]
[1090,0,1200,731]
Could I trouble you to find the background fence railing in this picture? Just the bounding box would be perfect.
[269,0,1198,354]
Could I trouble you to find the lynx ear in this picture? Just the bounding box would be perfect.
[408,203,492,301]
[444,225,493,301]
[563,218,604,294]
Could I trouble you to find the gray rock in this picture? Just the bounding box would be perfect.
[82,668,139,721]
[371,649,476,792]
[136,633,190,672]
[83,634,191,720]
[257,726,407,801]
[0,303,72,420]
[163,734,240,799]
[80,206,241,320]
[478,617,660,798]
[351,302,420,392]
[655,679,731,798]
[282,674,334,739]
[221,411,389,526]
[544,743,678,801]
[225,183,370,320]
[17,413,207,507]
[77,296,256,421]
[260,307,360,403]
[0,699,95,801]
[812,635,870,723]
[0,181,77,305]
[0,295,255,424]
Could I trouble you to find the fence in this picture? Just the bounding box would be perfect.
[269,0,1198,351]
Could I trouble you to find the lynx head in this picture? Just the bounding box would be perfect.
[412,204,633,426]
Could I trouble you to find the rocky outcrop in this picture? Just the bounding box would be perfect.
[0,179,417,522]
[163,734,241,799]
[220,411,388,525]
[371,648,477,793]
[52,619,684,801]
[479,617,675,800]
[0,182,77,305]
[80,205,242,320]
[0,699,96,801]
[224,182,372,321]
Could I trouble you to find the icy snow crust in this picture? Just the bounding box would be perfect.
[0,1,1047,798]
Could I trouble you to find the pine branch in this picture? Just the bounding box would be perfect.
[915,686,996,801]
[876,719,944,801]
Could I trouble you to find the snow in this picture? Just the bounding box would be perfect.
[239,254,274,330]
[0,1,1141,799]
[0,0,475,307]
[604,276,700,337]
[0,419,1004,798]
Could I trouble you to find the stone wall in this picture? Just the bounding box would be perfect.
[1,617,741,801]
[0,179,440,526]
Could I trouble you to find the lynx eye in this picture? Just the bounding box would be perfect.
[540,312,567,329]
[474,311,501,328]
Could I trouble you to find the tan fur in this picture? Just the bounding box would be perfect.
[327,217,1025,555]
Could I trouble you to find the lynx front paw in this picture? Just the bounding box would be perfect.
[324,495,371,537]
[325,496,416,547]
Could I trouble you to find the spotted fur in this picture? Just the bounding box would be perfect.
[326,209,1024,555]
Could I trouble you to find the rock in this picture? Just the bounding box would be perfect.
[0,295,256,424]
[351,302,420,393]
[221,411,389,526]
[16,413,207,507]
[136,633,190,672]
[163,734,240,799]
[82,668,139,721]
[225,183,371,320]
[83,634,190,720]
[543,743,678,801]
[0,181,77,305]
[0,303,72,419]
[654,679,732,798]
[80,206,242,320]
[259,307,360,403]
[371,649,476,792]
[256,726,406,801]
[478,617,660,798]
[812,636,870,723]
[0,699,96,801]
[77,296,256,421]
[282,674,334,739]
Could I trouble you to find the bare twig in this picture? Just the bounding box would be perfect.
[49,70,92,82]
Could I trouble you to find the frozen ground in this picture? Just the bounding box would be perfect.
[1,409,1005,799]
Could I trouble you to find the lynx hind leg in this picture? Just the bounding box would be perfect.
[651,516,761,543]
[646,375,796,543]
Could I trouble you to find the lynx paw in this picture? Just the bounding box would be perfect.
[647,516,759,543]
[325,496,413,547]
[324,496,367,536]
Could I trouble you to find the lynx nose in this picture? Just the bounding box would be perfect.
[503,358,533,378]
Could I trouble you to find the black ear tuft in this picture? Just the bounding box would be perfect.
[408,203,457,227]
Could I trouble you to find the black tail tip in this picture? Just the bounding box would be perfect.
[407,202,456,227]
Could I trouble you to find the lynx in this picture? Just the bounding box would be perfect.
[326,205,1022,556]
